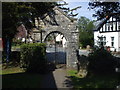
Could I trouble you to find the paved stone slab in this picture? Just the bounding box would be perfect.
[41,68,73,89]
[53,68,73,88]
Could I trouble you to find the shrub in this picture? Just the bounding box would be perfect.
[20,43,47,73]
[2,51,6,63]
[88,48,117,73]
[10,51,20,63]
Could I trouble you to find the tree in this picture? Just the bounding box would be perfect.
[78,16,95,48]
[2,2,80,43]
[2,2,58,39]
[2,2,58,62]
[88,1,120,20]
[58,1,81,17]
[2,2,81,62]
[88,48,117,73]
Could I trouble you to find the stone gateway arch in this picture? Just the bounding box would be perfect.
[32,7,79,69]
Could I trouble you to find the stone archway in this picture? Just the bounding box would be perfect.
[43,31,67,42]
[42,24,79,69]
[44,31,67,65]
[32,7,79,69]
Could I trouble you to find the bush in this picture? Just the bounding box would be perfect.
[10,51,20,63]
[20,43,47,73]
[12,39,24,46]
[2,51,6,63]
[88,48,117,73]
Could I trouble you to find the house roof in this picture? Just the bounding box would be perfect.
[93,13,120,32]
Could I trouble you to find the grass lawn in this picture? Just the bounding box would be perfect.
[11,45,20,49]
[1,67,23,75]
[67,70,119,89]
[1,66,43,88]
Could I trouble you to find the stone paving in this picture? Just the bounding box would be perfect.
[40,67,73,89]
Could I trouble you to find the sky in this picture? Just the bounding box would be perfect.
[59,0,97,21]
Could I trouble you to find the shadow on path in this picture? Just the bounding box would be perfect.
[2,72,42,88]
[40,63,73,89]
[40,71,57,89]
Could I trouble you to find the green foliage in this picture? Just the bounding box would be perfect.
[3,2,78,39]
[10,51,21,63]
[2,51,7,63]
[2,2,80,52]
[88,48,117,73]
[12,39,24,46]
[20,43,47,73]
[1,67,23,75]
[2,2,58,39]
[68,70,118,88]
[78,16,94,48]
[88,2,120,20]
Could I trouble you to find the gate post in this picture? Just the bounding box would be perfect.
[66,22,79,69]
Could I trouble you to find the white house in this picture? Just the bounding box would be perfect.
[94,13,120,52]
[56,34,67,48]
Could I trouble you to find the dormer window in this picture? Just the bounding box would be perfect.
[113,18,116,21]
[97,14,120,32]
[111,26,113,31]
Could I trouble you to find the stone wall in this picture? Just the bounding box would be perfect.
[32,7,79,69]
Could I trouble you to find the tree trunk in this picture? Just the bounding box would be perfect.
[3,37,12,63]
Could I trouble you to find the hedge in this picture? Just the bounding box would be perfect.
[11,51,20,63]
[88,48,117,74]
[20,43,47,73]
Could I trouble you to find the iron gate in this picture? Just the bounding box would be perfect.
[46,45,66,64]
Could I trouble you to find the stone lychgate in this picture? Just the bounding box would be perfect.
[32,7,79,69]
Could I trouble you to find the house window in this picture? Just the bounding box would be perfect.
[109,22,113,31]
[103,37,106,45]
[117,22,120,30]
[108,26,110,31]
[100,37,104,46]
[119,26,120,30]
[107,23,111,31]
[111,26,113,31]
[113,18,116,21]
[99,36,106,46]
[111,37,114,47]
